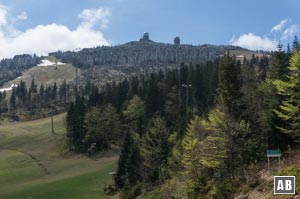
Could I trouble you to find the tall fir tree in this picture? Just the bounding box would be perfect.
[10,88,17,118]
[123,95,145,136]
[292,36,300,51]
[273,48,300,138]
[270,43,289,80]
[115,131,132,189]
[218,52,242,118]
[141,116,169,183]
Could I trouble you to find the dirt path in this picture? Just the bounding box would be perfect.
[0,148,50,175]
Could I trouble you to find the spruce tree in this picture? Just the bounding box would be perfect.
[115,131,132,189]
[270,43,289,80]
[71,96,86,151]
[66,102,75,150]
[141,116,169,183]
[123,95,145,136]
[292,36,300,51]
[273,48,300,137]
[84,104,120,150]
[30,77,36,92]
[10,88,17,118]
[218,52,242,118]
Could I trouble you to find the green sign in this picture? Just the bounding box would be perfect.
[267,149,281,157]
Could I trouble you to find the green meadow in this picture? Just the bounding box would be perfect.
[0,113,117,199]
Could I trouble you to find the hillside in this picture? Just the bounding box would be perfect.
[53,41,249,68]
[0,113,118,199]
[0,57,80,94]
[0,54,41,87]
[0,42,257,88]
[0,39,283,199]
[49,41,258,85]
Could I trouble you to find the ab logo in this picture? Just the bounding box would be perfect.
[274,176,295,194]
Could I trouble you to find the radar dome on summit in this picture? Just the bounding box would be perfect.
[140,32,150,42]
[174,36,180,45]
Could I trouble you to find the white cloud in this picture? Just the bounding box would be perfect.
[281,24,300,40]
[0,24,109,58]
[230,33,277,51]
[0,5,8,26]
[230,18,300,51]
[0,5,110,59]
[16,12,27,21]
[78,8,110,29]
[271,18,288,32]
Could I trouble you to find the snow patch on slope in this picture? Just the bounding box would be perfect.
[0,84,17,92]
[38,59,65,67]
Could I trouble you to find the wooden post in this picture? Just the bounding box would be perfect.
[51,111,55,134]
[186,86,188,116]
[268,157,270,172]
[267,149,282,173]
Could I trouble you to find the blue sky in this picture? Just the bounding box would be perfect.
[0,0,299,58]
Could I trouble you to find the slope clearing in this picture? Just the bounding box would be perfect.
[0,56,80,93]
[0,113,117,199]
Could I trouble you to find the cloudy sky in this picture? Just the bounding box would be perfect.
[0,0,299,58]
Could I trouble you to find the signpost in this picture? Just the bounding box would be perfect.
[267,149,282,172]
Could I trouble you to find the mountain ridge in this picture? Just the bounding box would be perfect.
[50,40,251,68]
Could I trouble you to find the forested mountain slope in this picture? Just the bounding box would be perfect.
[49,41,250,85]
[51,41,247,68]
[0,54,41,87]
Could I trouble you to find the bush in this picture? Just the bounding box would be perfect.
[206,181,235,199]
[104,184,117,196]
[120,181,143,199]
[278,166,300,195]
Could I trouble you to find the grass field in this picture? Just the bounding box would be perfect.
[0,113,118,199]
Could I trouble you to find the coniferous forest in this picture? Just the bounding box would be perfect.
[62,38,300,198]
[1,38,299,198]
[0,54,41,86]
[1,2,300,199]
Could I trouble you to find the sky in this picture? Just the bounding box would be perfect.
[0,0,299,58]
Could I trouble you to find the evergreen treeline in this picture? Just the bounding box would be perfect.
[65,60,219,153]
[0,54,41,86]
[0,91,7,114]
[50,42,246,68]
[66,38,300,198]
[1,79,76,119]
